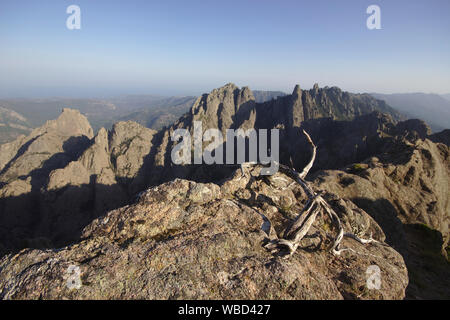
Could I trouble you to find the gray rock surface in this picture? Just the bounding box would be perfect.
[312,137,450,299]
[0,168,408,299]
[0,111,156,252]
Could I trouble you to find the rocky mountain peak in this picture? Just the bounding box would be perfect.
[35,108,93,139]
[238,86,255,104]
[180,83,255,134]
[312,83,320,94]
[177,83,403,140]
[292,84,302,95]
[94,127,109,151]
[0,108,93,184]
[217,82,239,91]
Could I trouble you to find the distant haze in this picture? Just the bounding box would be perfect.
[371,93,450,132]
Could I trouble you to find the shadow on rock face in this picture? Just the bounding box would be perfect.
[0,182,128,256]
[350,197,406,249]
[402,223,450,299]
[349,197,450,299]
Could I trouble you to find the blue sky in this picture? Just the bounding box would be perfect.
[0,0,449,97]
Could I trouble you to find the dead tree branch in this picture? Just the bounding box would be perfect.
[240,129,379,258]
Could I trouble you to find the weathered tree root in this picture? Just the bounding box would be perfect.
[240,130,380,258]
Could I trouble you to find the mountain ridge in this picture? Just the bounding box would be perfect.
[0,83,448,299]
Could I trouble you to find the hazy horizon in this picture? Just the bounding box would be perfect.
[0,84,449,100]
[1,0,449,97]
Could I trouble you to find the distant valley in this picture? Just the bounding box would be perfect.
[0,96,196,143]
[370,93,450,132]
[0,107,33,144]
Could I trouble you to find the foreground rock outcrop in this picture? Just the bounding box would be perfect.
[312,137,450,299]
[0,167,408,299]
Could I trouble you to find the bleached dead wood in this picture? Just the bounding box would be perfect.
[241,129,379,258]
[298,129,316,180]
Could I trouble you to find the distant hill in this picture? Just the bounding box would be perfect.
[109,96,197,131]
[0,96,197,142]
[0,98,119,132]
[442,94,450,102]
[0,106,32,144]
[371,93,450,132]
[252,90,286,103]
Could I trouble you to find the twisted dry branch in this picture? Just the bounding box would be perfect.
[240,129,379,258]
